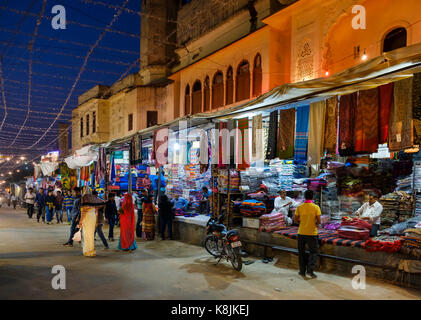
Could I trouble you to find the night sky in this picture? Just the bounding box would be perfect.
[0,0,140,175]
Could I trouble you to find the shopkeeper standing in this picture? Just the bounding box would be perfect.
[355,193,383,238]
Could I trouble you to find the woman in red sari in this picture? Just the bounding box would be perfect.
[118,193,138,252]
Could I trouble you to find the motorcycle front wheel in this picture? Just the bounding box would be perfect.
[205,234,220,257]
[228,246,243,271]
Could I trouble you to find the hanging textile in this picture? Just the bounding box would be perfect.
[252,114,263,161]
[339,92,358,156]
[277,108,295,159]
[95,148,106,184]
[227,119,236,166]
[294,105,310,164]
[307,100,327,165]
[323,96,338,155]
[218,121,228,168]
[152,127,169,168]
[389,78,413,152]
[110,155,116,184]
[354,87,380,154]
[236,118,250,170]
[266,111,278,160]
[378,83,394,144]
[199,130,209,173]
[412,73,421,146]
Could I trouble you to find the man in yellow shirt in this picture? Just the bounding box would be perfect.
[294,190,321,278]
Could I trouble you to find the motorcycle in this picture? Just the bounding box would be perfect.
[204,213,243,271]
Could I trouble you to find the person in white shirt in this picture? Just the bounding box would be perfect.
[355,193,383,237]
[11,194,17,210]
[272,190,295,225]
[114,193,121,210]
[24,188,36,218]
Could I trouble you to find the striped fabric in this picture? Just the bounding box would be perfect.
[354,87,380,154]
[272,226,368,248]
[294,106,310,164]
[236,118,250,170]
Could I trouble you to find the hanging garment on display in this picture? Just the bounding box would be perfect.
[323,96,338,155]
[379,83,394,144]
[95,147,106,184]
[266,110,278,160]
[199,130,209,173]
[354,87,380,154]
[218,121,228,168]
[294,105,310,164]
[227,119,236,166]
[339,92,358,156]
[389,77,413,152]
[277,108,295,160]
[236,118,250,170]
[412,73,421,146]
[307,100,327,165]
[252,114,263,161]
[153,127,169,168]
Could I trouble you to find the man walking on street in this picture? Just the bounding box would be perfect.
[35,188,46,223]
[24,188,36,218]
[63,190,74,224]
[11,194,17,210]
[105,193,118,241]
[55,190,64,223]
[294,189,321,279]
[63,187,82,247]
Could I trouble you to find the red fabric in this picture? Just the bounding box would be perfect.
[354,88,379,154]
[341,217,372,230]
[120,193,136,250]
[337,227,370,240]
[378,83,394,144]
[365,239,402,253]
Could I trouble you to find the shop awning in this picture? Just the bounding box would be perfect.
[64,145,98,169]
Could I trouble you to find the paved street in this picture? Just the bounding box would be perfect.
[0,207,420,300]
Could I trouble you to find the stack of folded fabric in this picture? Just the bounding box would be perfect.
[337,216,371,240]
[323,222,341,231]
[240,199,266,217]
[401,228,421,249]
[259,212,285,232]
[380,191,414,228]
[414,161,421,216]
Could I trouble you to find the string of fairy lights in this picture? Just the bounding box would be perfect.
[0,0,233,182]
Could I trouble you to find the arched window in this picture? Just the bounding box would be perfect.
[252,54,262,97]
[383,27,407,53]
[192,80,202,114]
[204,76,210,112]
[236,60,250,102]
[226,66,234,105]
[212,71,224,109]
[184,85,190,115]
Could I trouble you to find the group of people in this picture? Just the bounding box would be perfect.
[24,187,73,224]
[5,192,18,209]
